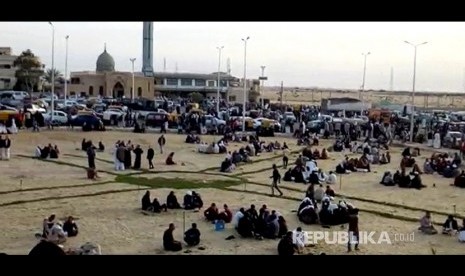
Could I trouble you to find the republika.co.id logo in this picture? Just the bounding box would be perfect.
[292,231,415,245]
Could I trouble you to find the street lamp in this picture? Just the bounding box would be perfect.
[48,22,55,122]
[64,35,69,103]
[241,36,250,132]
[405,41,428,142]
[360,51,370,114]
[260,65,266,107]
[130,58,136,102]
[216,46,224,114]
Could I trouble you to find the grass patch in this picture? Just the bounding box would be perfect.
[0,180,116,195]
[115,175,241,190]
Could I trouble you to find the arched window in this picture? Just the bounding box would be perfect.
[138,87,142,97]
[99,86,104,96]
[89,86,94,96]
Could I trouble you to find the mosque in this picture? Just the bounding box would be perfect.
[67,22,259,103]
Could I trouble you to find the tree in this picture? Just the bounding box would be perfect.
[44,68,63,84]
[13,49,44,92]
[190,92,204,103]
[248,89,260,102]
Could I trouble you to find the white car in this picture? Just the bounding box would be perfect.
[102,108,125,125]
[253,117,281,130]
[43,110,68,125]
[26,104,46,114]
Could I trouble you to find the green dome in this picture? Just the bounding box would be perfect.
[96,46,115,72]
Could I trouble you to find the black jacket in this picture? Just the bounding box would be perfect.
[147,148,154,159]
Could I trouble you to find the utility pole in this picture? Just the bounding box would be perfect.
[280,81,284,110]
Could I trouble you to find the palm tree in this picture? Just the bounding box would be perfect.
[13,49,44,92]
[44,68,63,84]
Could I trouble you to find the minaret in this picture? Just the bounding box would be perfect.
[142,22,154,77]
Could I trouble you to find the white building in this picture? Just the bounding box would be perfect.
[0,47,17,90]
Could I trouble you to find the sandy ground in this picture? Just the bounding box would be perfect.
[0,130,464,255]
[262,89,465,109]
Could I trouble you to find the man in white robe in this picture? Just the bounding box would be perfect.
[433,132,441,149]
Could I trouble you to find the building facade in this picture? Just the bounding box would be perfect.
[68,46,154,99]
[0,47,17,90]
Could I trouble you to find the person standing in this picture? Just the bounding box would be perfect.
[4,135,11,160]
[270,164,283,196]
[0,135,5,160]
[86,143,96,169]
[132,145,143,170]
[147,145,155,169]
[348,208,360,252]
[158,135,166,154]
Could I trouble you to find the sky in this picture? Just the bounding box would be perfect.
[1,21,465,92]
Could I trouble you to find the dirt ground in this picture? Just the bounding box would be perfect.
[0,129,464,255]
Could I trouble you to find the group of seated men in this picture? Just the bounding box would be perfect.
[379,169,426,189]
[419,211,465,242]
[141,190,204,213]
[197,139,228,154]
[40,214,79,245]
[423,152,462,178]
[232,204,289,240]
[35,144,60,159]
[335,155,371,174]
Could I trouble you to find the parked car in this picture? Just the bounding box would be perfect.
[253,117,281,132]
[204,115,226,133]
[69,114,102,129]
[43,110,68,125]
[307,120,325,134]
[102,108,125,125]
[443,131,462,149]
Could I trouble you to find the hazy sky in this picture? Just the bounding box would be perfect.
[1,22,465,92]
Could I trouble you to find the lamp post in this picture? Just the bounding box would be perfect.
[241,36,250,132]
[360,51,370,115]
[130,58,136,102]
[64,35,69,103]
[48,22,55,122]
[405,41,428,142]
[216,46,224,114]
[260,66,266,108]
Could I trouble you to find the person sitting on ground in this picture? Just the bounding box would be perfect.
[218,204,233,223]
[163,223,182,252]
[423,159,434,174]
[379,153,388,165]
[220,158,234,173]
[410,172,427,189]
[46,222,67,245]
[356,154,371,172]
[142,191,152,211]
[443,164,459,179]
[325,185,335,197]
[166,191,181,209]
[233,208,246,229]
[263,212,280,239]
[152,198,168,213]
[184,223,201,246]
[49,145,59,159]
[380,171,395,186]
[393,170,401,185]
[277,216,288,238]
[419,211,438,235]
[282,142,289,150]
[204,203,219,222]
[166,152,177,165]
[283,168,293,182]
[277,231,297,256]
[326,171,337,184]
[320,148,328,160]
[454,170,465,188]
[398,170,411,188]
[453,152,462,167]
[40,145,51,159]
[459,219,465,242]
[192,191,204,209]
[63,216,78,237]
[183,191,194,210]
[292,227,305,254]
[442,215,459,235]
[98,141,105,152]
[402,147,411,158]
[313,148,321,159]
[317,169,327,183]
[314,184,325,203]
